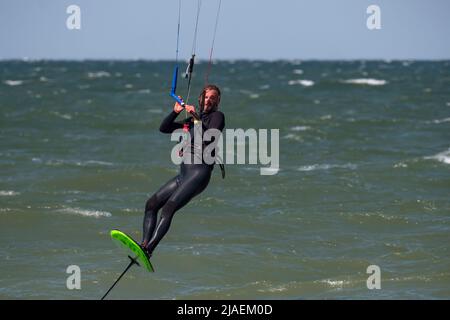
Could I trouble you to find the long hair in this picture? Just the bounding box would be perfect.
[198,84,221,113]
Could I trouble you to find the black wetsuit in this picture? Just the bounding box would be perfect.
[142,110,225,255]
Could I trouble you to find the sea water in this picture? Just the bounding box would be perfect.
[1,60,449,299]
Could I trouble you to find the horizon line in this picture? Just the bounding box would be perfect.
[1,58,449,63]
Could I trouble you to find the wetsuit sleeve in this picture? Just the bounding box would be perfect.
[159,111,184,133]
[207,111,225,132]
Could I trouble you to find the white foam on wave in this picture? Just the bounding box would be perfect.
[430,117,450,124]
[4,80,24,86]
[51,111,72,120]
[424,148,450,165]
[342,211,408,223]
[41,159,114,167]
[260,167,280,175]
[316,279,354,289]
[290,126,311,131]
[292,69,304,75]
[239,89,260,98]
[298,163,357,172]
[288,79,315,87]
[87,71,111,79]
[82,160,114,166]
[256,282,289,293]
[341,78,387,86]
[0,191,20,196]
[60,207,112,218]
[282,134,302,141]
[393,162,408,168]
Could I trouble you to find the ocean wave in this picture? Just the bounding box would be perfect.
[260,167,280,175]
[341,211,410,224]
[282,133,303,141]
[316,279,354,289]
[429,117,450,124]
[50,111,72,120]
[288,79,315,87]
[76,160,114,167]
[122,208,139,214]
[292,69,304,75]
[320,115,332,120]
[255,281,291,293]
[60,207,112,218]
[87,71,111,79]
[239,89,260,98]
[0,191,20,196]
[35,159,114,167]
[78,84,90,90]
[393,162,408,168]
[298,163,357,172]
[424,148,450,164]
[55,190,84,195]
[402,61,413,67]
[341,78,387,86]
[290,126,311,131]
[4,80,24,86]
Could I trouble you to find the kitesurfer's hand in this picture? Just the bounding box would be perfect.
[185,105,196,114]
[174,96,184,113]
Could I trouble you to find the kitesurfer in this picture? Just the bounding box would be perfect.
[141,85,225,257]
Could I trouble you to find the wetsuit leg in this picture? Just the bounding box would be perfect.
[142,175,180,246]
[145,164,212,255]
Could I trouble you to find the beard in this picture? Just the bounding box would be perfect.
[203,103,217,113]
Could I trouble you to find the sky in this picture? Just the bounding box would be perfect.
[1,0,449,60]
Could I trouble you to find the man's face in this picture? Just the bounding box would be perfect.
[203,89,219,112]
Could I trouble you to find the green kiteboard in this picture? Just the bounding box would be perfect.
[110,229,154,272]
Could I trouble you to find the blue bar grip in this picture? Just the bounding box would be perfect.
[170,66,185,106]
[169,65,200,120]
